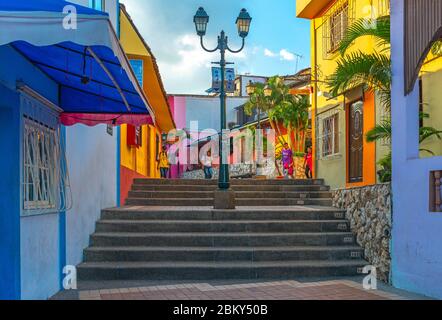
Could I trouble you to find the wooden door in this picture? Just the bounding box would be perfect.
[348,100,363,183]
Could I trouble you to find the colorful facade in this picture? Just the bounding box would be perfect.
[118,4,175,204]
[0,0,154,300]
[296,0,390,189]
[390,0,442,299]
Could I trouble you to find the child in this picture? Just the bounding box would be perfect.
[281,143,294,179]
[304,146,313,179]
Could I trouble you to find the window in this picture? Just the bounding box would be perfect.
[90,0,105,11]
[429,170,442,212]
[130,60,144,86]
[323,0,355,58]
[377,0,391,17]
[23,117,60,213]
[321,113,340,157]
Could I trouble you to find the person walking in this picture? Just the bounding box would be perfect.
[200,150,213,180]
[281,143,294,179]
[304,146,313,179]
[158,146,170,179]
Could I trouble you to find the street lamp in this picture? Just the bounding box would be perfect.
[194,7,252,190]
[264,85,272,97]
[246,80,255,96]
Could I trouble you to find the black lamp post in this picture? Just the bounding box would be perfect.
[194,7,252,190]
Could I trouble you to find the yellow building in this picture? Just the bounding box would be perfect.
[119,4,175,203]
[296,0,390,189]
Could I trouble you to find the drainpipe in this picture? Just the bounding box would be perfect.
[313,19,319,179]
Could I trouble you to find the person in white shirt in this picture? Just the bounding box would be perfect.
[200,150,213,179]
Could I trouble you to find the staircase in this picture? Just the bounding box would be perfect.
[77,179,367,281]
[126,178,333,207]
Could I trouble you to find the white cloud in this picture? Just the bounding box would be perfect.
[279,49,295,61]
[157,34,247,94]
[264,48,277,57]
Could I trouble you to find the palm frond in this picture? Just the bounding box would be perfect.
[419,127,442,143]
[327,51,391,97]
[365,119,391,143]
[339,16,391,55]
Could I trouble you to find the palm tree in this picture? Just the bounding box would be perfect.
[328,16,442,182]
[327,16,391,109]
[270,94,310,154]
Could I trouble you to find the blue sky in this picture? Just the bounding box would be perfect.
[120,0,310,94]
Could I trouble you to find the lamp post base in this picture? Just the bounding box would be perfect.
[214,189,236,209]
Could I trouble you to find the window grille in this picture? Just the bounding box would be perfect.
[317,112,340,159]
[377,0,391,17]
[23,117,60,212]
[20,93,72,216]
[322,0,356,59]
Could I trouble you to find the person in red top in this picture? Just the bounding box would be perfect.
[304,146,313,179]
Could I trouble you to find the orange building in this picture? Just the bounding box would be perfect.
[118,4,175,204]
[296,0,390,189]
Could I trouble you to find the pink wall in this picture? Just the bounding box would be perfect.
[168,96,186,178]
[168,96,186,130]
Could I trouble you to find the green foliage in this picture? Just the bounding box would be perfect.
[339,16,391,55]
[377,152,392,183]
[365,119,391,143]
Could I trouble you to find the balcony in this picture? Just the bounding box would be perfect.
[296,0,333,19]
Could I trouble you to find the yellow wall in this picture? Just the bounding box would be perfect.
[420,54,442,158]
[120,124,160,178]
[119,6,167,178]
[302,0,389,189]
[120,6,175,133]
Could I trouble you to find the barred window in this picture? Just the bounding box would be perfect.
[322,113,340,157]
[377,0,390,17]
[323,0,355,59]
[23,117,60,212]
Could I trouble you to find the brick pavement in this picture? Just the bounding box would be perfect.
[79,279,408,300]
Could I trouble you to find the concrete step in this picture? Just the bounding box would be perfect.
[101,207,346,221]
[77,259,367,281]
[133,179,325,186]
[127,191,332,199]
[84,246,364,262]
[125,198,333,206]
[131,184,331,192]
[90,232,357,247]
[95,220,350,233]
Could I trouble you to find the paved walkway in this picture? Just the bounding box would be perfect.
[73,279,427,300]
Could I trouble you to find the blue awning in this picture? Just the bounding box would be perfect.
[0,0,155,125]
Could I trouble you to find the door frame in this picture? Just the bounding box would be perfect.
[346,98,364,184]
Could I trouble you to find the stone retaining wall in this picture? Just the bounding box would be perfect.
[332,183,392,283]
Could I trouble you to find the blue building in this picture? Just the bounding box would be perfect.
[391,0,442,299]
[0,0,152,300]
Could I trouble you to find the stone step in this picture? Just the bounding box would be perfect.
[84,246,364,262]
[101,207,346,221]
[77,260,366,281]
[95,220,350,233]
[127,191,332,199]
[125,198,333,207]
[133,179,325,186]
[90,232,357,247]
[131,184,331,192]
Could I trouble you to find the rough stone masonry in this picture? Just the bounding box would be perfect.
[332,183,392,283]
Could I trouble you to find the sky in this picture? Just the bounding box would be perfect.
[120,0,311,94]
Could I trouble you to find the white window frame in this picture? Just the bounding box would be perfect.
[19,87,64,216]
[23,118,60,212]
[320,113,340,158]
